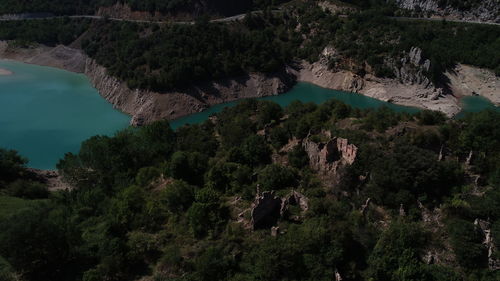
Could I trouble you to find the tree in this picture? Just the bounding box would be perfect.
[187,188,226,238]
[257,164,298,191]
[0,204,82,281]
[168,151,208,185]
[287,145,309,168]
[160,180,196,213]
[367,221,428,281]
[447,218,487,269]
[240,135,272,166]
[0,148,27,186]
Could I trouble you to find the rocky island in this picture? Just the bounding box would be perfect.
[0,67,12,75]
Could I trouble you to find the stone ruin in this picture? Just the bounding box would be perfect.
[302,136,358,175]
[250,190,310,231]
[251,191,282,230]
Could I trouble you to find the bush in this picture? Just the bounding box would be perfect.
[257,164,298,191]
[7,180,49,199]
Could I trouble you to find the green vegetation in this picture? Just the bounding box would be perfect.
[1,1,500,280]
[0,18,90,46]
[1,98,499,280]
[1,2,498,90]
[313,8,500,79]
[79,6,499,89]
[0,195,34,220]
[81,15,299,90]
[0,0,288,16]
[0,148,49,200]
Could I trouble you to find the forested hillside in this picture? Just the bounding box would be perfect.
[2,2,497,91]
[0,0,287,16]
[1,98,499,281]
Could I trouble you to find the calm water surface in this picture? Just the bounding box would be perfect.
[0,60,130,169]
[1,61,498,169]
[455,95,500,118]
[170,82,421,129]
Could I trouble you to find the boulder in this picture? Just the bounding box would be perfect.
[386,47,433,88]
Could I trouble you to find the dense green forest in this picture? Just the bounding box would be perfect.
[0,2,498,90]
[82,4,500,90]
[1,97,500,280]
[0,0,287,16]
[81,14,300,90]
[0,18,90,46]
[329,10,500,80]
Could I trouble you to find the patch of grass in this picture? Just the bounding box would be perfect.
[0,195,34,220]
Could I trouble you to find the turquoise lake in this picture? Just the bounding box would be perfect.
[170,82,422,129]
[0,60,130,170]
[0,60,498,169]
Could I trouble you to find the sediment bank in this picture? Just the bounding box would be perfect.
[0,67,12,75]
[1,41,498,125]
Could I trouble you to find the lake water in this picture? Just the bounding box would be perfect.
[170,82,422,129]
[455,95,500,119]
[170,83,500,129]
[0,60,130,169]
[0,60,497,169]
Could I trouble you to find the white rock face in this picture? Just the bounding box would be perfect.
[394,0,500,23]
[396,0,439,11]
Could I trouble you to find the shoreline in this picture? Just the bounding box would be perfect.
[1,41,498,124]
[0,67,13,75]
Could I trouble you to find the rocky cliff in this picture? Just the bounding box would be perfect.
[292,46,462,116]
[85,59,295,125]
[0,41,295,126]
[386,46,432,88]
[394,0,500,23]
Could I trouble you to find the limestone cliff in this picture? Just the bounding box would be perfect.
[84,59,295,125]
[292,46,462,116]
[394,0,500,23]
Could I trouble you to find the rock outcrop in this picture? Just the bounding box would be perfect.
[385,47,445,101]
[387,47,432,88]
[445,63,500,106]
[85,58,294,125]
[302,135,358,173]
[293,46,462,116]
[475,219,500,270]
[394,0,500,23]
[27,168,71,191]
[301,134,358,187]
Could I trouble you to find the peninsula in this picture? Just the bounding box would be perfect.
[0,67,12,75]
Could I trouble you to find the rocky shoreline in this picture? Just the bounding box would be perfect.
[1,41,498,125]
[292,46,499,116]
[0,41,295,126]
